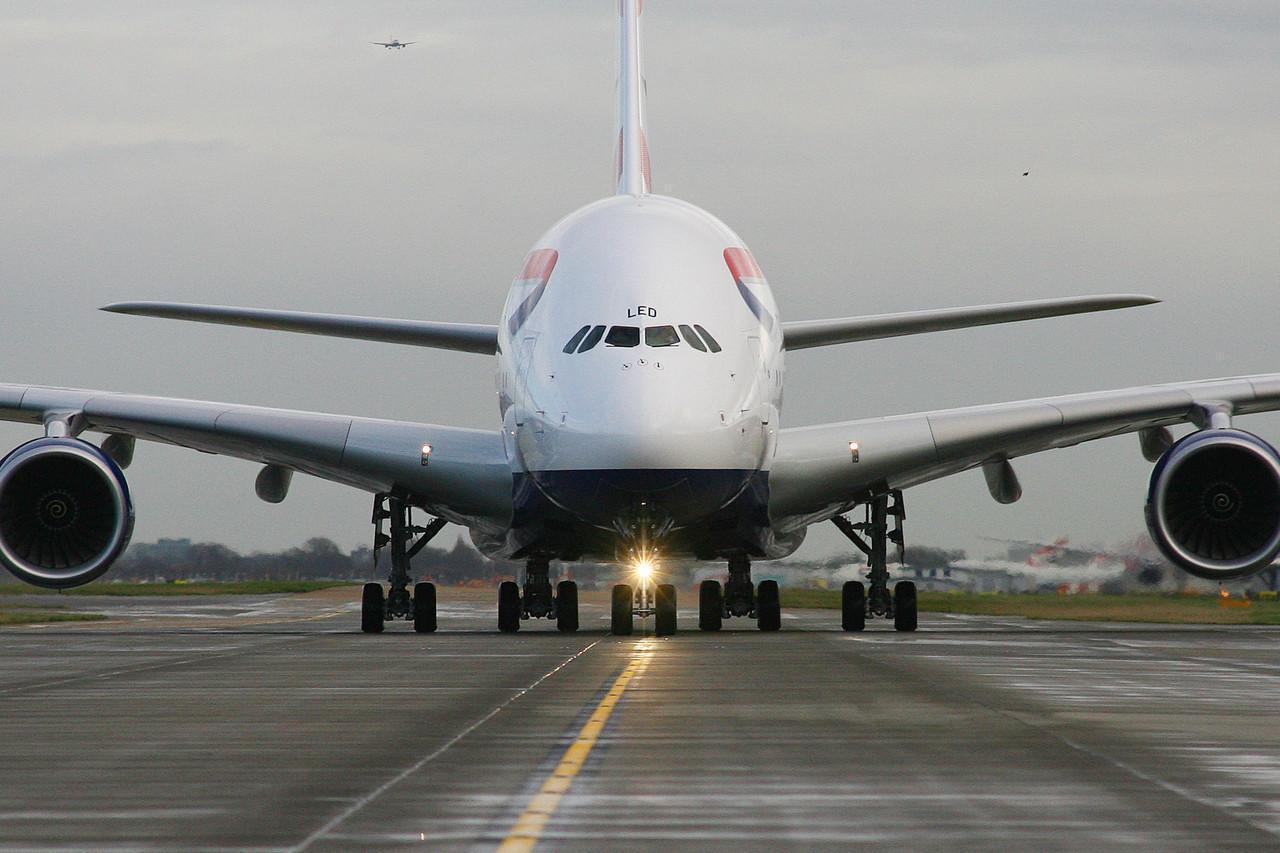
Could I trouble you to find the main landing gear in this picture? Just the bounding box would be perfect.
[831,490,917,632]
[361,493,448,633]
[693,555,780,633]
[499,556,579,633]
[610,576,677,637]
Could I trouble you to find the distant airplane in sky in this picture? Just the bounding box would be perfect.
[3,2,1280,639]
[371,38,414,49]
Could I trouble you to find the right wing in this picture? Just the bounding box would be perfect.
[103,303,499,355]
[768,373,1280,532]
[0,383,512,528]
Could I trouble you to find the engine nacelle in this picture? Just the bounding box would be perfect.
[0,438,134,588]
[1146,429,1280,580]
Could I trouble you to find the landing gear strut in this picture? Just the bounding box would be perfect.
[361,493,447,633]
[696,555,780,632]
[831,490,917,632]
[498,556,578,633]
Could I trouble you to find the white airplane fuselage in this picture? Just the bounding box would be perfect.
[488,194,796,563]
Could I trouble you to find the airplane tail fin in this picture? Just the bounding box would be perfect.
[615,0,650,195]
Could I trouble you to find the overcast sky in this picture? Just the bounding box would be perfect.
[1,1,1278,563]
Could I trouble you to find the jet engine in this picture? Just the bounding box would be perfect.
[0,438,134,588]
[1146,429,1280,580]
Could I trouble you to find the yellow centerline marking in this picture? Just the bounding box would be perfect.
[497,640,654,852]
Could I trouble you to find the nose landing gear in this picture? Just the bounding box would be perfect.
[832,490,917,632]
[361,493,448,633]
[610,575,677,636]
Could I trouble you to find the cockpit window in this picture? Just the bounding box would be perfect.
[605,326,640,347]
[644,325,680,347]
[694,324,722,353]
[577,325,606,352]
[563,323,720,354]
[678,324,706,352]
[563,325,590,354]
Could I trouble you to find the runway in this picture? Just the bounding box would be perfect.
[2,588,1280,851]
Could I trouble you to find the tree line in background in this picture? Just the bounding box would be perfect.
[113,538,965,585]
[116,537,520,584]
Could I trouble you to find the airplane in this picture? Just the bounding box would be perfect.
[984,534,1171,586]
[3,2,1280,637]
[371,39,414,49]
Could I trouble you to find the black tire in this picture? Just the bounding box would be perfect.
[698,580,723,631]
[361,582,385,633]
[413,582,437,633]
[611,584,633,635]
[655,583,677,636]
[498,580,521,633]
[556,580,579,633]
[842,581,866,632]
[894,580,918,632]
[756,579,781,632]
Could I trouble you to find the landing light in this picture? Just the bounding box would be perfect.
[421,444,433,466]
[635,559,655,583]
[849,441,860,463]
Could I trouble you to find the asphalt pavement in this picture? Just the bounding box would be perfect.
[1,587,1279,851]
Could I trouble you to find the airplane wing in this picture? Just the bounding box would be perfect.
[371,42,392,46]
[768,373,1280,531]
[0,383,511,527]
[103,303,499,355]
[780,294,1157,350]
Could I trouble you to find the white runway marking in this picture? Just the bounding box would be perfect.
[287,640,600,853]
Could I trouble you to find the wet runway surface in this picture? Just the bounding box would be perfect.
[2,589,1280,851]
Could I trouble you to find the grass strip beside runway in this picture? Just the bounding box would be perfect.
[0,608,108,626]
[781,589,1280,624]
[0,580,353,597]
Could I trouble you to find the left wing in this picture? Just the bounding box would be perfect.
[0,383,511,527]
[780,294,1157,350]
[768,373,1280,531]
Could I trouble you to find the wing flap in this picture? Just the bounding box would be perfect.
[102,302,499,355]
[780,294,1158,351]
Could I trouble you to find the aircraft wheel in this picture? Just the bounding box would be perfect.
[361,582,385,633]
[611,584,634,635]
[412,582,437,633]
[842,581,866,631]
[894,581,918,632]
[556,580,579,633]
[756,579,781,631]
[698,579,723,631]
[498,580,521,633]
[655,583,677,636]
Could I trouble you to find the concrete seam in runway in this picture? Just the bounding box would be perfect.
[286,639,600,853]
[0,633,310,697]
[826,631,1280,843]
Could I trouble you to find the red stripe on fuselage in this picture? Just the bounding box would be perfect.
[518,249,558,283]
[724,247,764,281]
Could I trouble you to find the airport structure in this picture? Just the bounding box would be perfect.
[3,1,1280,638]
